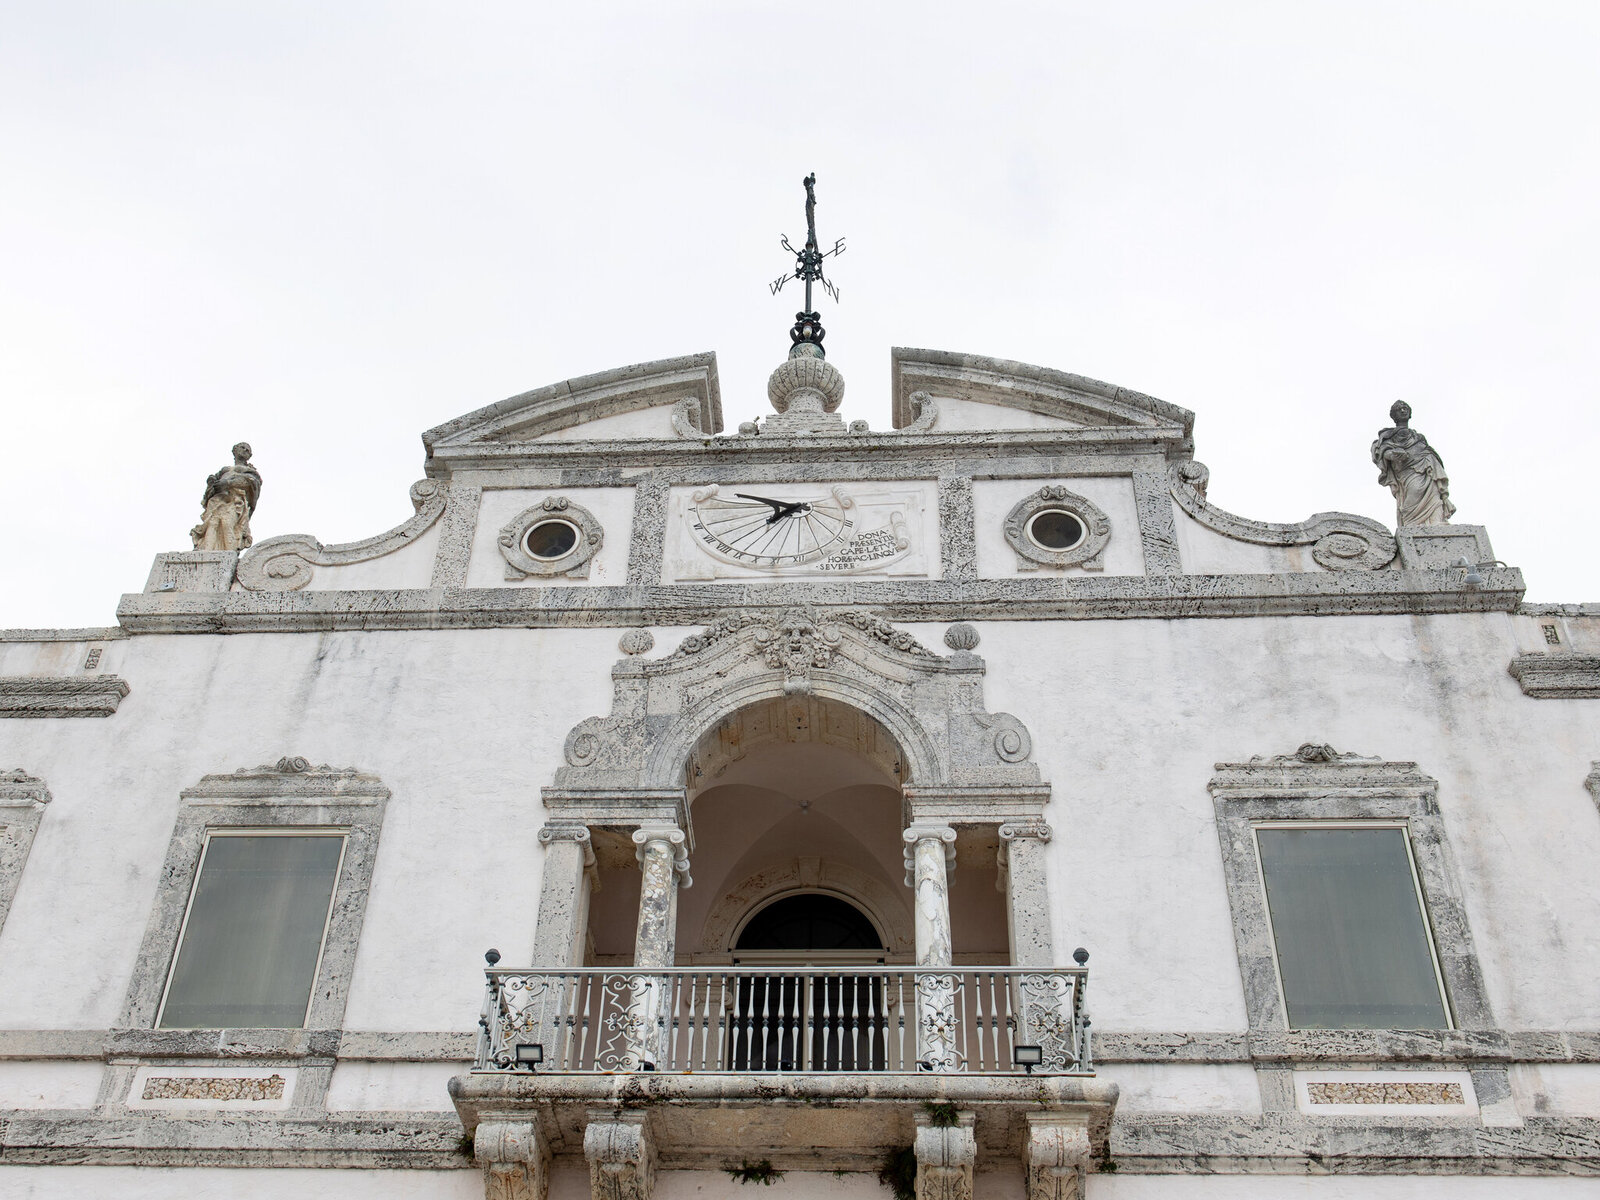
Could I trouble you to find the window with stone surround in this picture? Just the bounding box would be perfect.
[0,770,51,936]
[1210,746,1493,1033]
[118,758,389,1033]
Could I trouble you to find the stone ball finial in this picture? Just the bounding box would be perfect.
[1389,400,1411,427]
[767,351,845,415]
[618,629,655,656]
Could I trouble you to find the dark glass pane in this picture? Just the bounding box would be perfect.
[525,520,578,559]
[1028,510,1084,550]
[160,835,343,1028]
[735,894,883,950]
[1257,827,1448,1029]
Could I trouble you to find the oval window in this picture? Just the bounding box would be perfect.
[1027,509,1085,551]
[524,520,580,560]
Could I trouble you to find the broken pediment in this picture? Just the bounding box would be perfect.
[422,352,723,453]
[891,347,1194,442]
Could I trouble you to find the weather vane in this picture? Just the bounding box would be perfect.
[770,173,845,355]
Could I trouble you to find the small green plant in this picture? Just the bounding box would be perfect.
[922,1101,959,1128]
[878,1146,917,1200]
[456,1132,476,1160]
[725,1159,785,1186]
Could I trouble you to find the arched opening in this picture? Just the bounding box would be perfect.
[735,893,884,953]
[728,892,888,1072]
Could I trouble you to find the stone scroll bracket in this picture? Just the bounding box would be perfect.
[236,479,448,591]
[1170,463,1398,571]
[584,1109,655,1200]
[474,1119,550,1200]
[913,1110,975,1200]
[1024,1113,1091,1200]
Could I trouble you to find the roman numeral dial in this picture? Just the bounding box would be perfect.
[689,486,855,567]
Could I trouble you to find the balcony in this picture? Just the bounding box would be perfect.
[449,964,1118,1195]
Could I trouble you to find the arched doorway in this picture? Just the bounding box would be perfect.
[728,892,888,1071]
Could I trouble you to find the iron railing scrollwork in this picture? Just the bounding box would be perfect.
[474,965,1091,1075]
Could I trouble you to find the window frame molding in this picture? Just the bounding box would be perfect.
[117,757,389,1035]
[0,769,51,935]
[1210,745,1493,1033]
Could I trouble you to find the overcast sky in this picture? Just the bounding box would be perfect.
[3,2,1597,628]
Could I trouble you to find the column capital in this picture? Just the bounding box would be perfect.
[633,825,691,888]
[999,819,1053,844]
[538,822,596,869]
[903,823,956,886]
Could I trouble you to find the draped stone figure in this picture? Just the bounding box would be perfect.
[190,442,262,551]
[1372,402,1454,527]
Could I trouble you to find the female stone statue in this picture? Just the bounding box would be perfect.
[190,442,262,551]
[1372,402,1454,527]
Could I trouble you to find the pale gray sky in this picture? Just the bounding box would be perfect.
[3,2,1597,628]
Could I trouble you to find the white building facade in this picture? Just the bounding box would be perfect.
[1,343,1597,1199]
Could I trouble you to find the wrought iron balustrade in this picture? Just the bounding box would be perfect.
[473,966,1091,1075]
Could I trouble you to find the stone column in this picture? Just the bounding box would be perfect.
[998,821,1055,967]
[1023,1113,1090,1200]
[903,824,958,1070]
[585,1109,655,1200]
[628,826,690,1069]
[532,824,596,966]
[632,826,691,968]
[913,1109,976,1200]
[474,1119,551,1200]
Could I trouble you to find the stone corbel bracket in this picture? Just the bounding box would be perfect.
[1508,654,1600,699]
[0,676,130,718]
[858,390,938,436]
[236,480,448,591]
[1170,462,1398,571]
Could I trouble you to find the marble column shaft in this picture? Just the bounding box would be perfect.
[631,827,690,968]
[999,821,1055,967]
[904,824,957,967]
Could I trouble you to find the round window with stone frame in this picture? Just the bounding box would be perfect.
[497,497,604,580]
[1002,485,1112,571]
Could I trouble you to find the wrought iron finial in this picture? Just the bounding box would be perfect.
[769,173,845,357]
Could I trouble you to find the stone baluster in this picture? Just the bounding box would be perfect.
[998,821,1055,967]
[903,823,958,1070]
[628,826,691,1068]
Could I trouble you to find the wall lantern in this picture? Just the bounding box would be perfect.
[1013,1045,1044,1074]
[514,1043,544,1071]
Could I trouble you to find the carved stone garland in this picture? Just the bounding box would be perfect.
[552,607,1041,794]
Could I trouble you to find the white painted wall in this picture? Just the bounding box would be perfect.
[924,395,1082,432]
[1170,504,1315,574]
[296,520,443,592]
[1,604,1597,1126]
[0,1166,483,1199]
[535,404,678,441]
[0,1061,102,1108]
[1089,1179,1600,1199]
[325,1061,467,1111]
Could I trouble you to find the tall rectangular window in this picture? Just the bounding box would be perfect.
[158,832,345,1028]
[1254,824,1450,1030]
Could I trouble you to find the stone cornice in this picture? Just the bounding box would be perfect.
[114,568,1525,635]
[1508,653,1600,699]
[0,675,130,718]
[180,757,391,804]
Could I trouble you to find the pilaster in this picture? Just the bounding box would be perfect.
[999,820,1055,967]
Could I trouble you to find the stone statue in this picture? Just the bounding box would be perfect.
[1371,402,1454,527]
[190,442,262,551]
